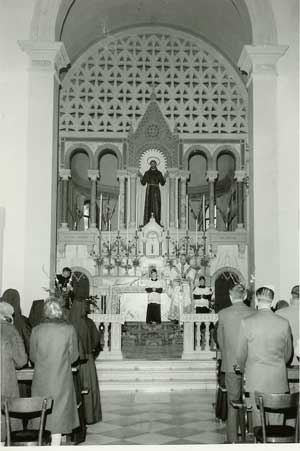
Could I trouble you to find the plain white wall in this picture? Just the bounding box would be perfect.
[271,0,299,299]
[0,0,36,313]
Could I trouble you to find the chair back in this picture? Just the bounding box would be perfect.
[4,397,53,446]
[254,392,299,443]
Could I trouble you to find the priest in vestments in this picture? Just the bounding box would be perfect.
[138,160,168,226]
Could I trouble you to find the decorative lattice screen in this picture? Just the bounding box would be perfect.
[60,27,248,135]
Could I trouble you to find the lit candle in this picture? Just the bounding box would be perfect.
[186,194,188,228]
[99,194,103,231]
[117,194,120,231]
[127,177,130,229]
[202,194,205,232]
[175,177,178,229]
[167,178,169,229]
[108,220,111,250]
[135,184,138,229]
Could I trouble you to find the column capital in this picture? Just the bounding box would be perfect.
[234,170,247,183]
[127,167,138,178]
[168,168,179,179]
[206,170,218,182]
[238,45,288,79]
[178,170,190,180]
[116,169,127,180]
[18,40,70,81]
[88,169,100,181]
[59,168,71,181]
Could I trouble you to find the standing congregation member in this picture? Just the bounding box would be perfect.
[30,298,79,446]
[0,302,27,444]
[145,268,163,324]
[29,299,45,328]
[69,299,102,424]
[1,288,31,355]
[277,285,299,366]
[217,284,254,443]
[236,286,292,427]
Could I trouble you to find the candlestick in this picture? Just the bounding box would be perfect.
[127,176,130,229]
[175,177,178,229]
[195,218,198,249]
[99,193,103,231]
[176,219,179,249]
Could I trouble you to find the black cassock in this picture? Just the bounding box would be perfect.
[141,168,166,225]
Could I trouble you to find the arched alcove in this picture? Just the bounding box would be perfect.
[98,151,119,231]
[213,267,245,313]
[69,150,90,230]
[187,152,208,232]
[215,153,237,231]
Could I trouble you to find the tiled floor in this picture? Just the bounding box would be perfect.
[82,390,227,445]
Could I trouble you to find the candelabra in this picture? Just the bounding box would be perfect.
[90,229,142,274]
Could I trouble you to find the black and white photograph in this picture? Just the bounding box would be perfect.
[0,0,299,447]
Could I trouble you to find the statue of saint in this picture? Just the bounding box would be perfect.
[138,160,168,226]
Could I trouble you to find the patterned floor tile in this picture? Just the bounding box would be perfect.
[128,432,176,445]
[82,389,227,446]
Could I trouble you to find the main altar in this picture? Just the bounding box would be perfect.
[55,35,250,361]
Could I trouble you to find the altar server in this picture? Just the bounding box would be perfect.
[145,268,163,324]
[193,276,213,313]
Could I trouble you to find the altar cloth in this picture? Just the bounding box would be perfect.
[120,293,172,322]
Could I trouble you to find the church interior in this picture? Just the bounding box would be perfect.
[0,0,299,446]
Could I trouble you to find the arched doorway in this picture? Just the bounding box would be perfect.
[214,269,243,313]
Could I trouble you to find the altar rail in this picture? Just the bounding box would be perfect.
[181,313,218,360]
[89,313,125,360]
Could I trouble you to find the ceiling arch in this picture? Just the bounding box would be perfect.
[30,0,278,66]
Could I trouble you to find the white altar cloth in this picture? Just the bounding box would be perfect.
[120,293,172,322]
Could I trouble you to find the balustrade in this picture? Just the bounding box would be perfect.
[88,313,125,360]
[181,313,218,360]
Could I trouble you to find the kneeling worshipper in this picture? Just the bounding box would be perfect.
[193,276,213,313]
[145,268,163,324]
[69,299,102,424]
[1,302,27,445]
[30,298,79,446]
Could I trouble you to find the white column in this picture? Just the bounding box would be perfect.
[59,169,71,229]
[0,207,5,294]
[128,168,137,229]
[88,170,100,229]
[179,170,189,230]
[168,170,177,228]
[117,170,126,230]
[19,41,69,299]
[206,170,218,229]
[234,170,247,228]
[238,45,288,292]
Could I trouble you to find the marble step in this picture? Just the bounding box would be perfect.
[97,359,216,371]
[98,379,217,392]
[96,359,217,391]
[99,368,216,382]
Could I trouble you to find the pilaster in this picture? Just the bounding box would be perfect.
[238,45,288,292]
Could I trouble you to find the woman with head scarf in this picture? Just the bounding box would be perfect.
[69,299,102,424]
[0,302,27,444]
[1,288,31,355]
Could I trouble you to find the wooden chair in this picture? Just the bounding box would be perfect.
[254,391,300,443]
[3,397,53,446]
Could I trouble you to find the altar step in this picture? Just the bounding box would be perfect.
[96,359,217,392]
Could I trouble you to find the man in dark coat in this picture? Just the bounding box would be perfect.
[217,283,254,443]
[138,160,168,225]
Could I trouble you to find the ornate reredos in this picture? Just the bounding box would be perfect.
[60,26,248,138]
[127,95,179,168]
